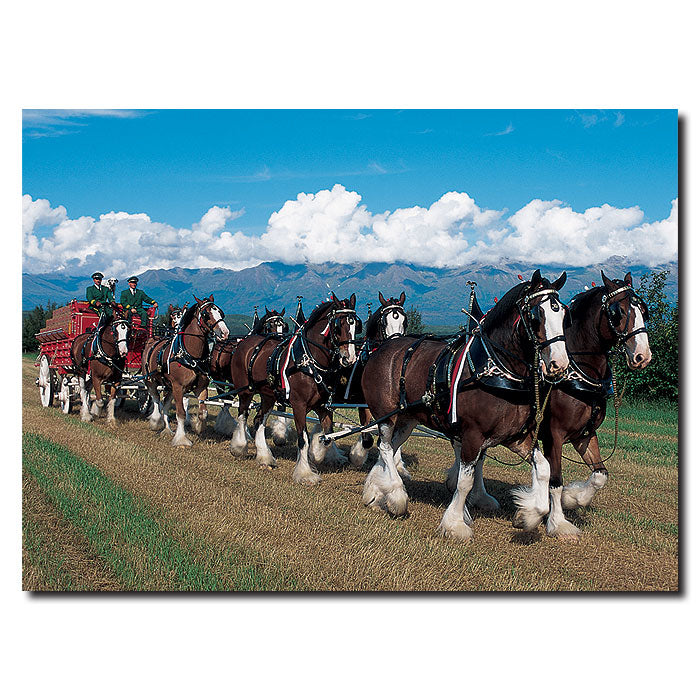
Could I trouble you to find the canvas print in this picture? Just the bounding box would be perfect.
[22,109,678,591]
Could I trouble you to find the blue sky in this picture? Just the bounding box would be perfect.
[22,109,678,276]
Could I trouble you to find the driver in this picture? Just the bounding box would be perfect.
[86,272,115,321]
[120,275,158,328]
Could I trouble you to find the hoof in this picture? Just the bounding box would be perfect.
[292,469,321,486]
[229,443,248,457]
[512,508,545,532]
[437,520,474,543]
[255,454,277,468]
[546,520,582,542]
[396,463,412,481]
[385,488,409,517]
[172,437,193,448]
[80,412,93,423]
[259,464,275,471]
[468,492,500,512]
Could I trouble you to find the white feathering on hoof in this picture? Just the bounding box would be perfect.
[171,415,192,447]
[269,416,291,446]
[254,419,276,467]
[308,425,331,465]
[292,431,321,485]
[546,486,582,541]
[349,439,369,468]
[511,449,550,531]
[561,470,608,509]
[229,415,249,457]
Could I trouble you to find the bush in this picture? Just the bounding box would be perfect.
[22,302,58,353]
[613,271,678,402]
[406,305,425,334]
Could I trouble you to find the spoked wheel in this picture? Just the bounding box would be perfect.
[137,389,154,416]
[114,396,126,410]
[59,375,71,414]
[38,355,54,407]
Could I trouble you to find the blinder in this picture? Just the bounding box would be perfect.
[601,285,650,343]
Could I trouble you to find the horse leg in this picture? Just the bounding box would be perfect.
[438,437,481,542]
[270,411,292,446]
[229,394,250,457]
[147,381,164,430]
[561,434,609,509]
[106,383,118,425]
[214,404,237,437]
[447,441,499,511]
[253,395,277,468]
[390,418,416,480]
[90,376,104,417]
[543,434,581,540]
[189,380,208,434]
[291,403,321,486]
[511,442,551,531]
[349,406,374,468]
[310,408,348,468]
[171,384,192,447]
[362,418,409,517]
[160,389,174,437]
[78,374,92,422]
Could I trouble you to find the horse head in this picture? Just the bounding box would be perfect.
[601,271,652,369]
[111,316,131,358]
[326,292,360,367]
[260,306,288,335]
[168,304,184,329]
[514,269,569,381]
[376,291,407,339]
[193,294,229,340]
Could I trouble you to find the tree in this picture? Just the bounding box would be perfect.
[22,302,58,352]
[614,271,678,402]
[406,305,425,334]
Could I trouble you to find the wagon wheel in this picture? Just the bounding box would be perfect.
[114,395,126,410]
[59,375,71,414]
[38,355,54,407]
[137,389,153,416]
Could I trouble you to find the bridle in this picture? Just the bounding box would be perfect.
[515,287,566,351]
[378,303,407,340]
[600,285,649,345]
[321,307,363,347]
[195,300,226,336]
[262,313,288,335]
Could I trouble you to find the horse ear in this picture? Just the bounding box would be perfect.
[552,271,567,291]
[281,307,285,317]
[208,294,214,302]
[265,306,270,314]
[399,291,406,305]
[530,269,542,288]
[169,304,173,313]
[193,295,202,305]
[624,271,633,286]
[601,271,615,291]
[349,293,356,308]
[378,292,387,306]
[331,292,339,303]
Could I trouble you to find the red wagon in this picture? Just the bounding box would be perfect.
[35,299,158,414]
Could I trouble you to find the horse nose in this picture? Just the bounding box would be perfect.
[635,353,644,364]
[549,360,560,371]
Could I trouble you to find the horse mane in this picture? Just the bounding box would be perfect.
[177,303,198,330]
[365,310,381,339]
[481,281,529,333]
[304,300,336,327]
[568,287,604,318]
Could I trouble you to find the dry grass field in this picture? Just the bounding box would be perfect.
[21,356,679,592]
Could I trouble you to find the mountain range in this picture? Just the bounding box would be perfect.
[22,258,678,326]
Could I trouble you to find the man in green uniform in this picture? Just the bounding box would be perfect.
[86,272,115,321]
[120,276,158,328]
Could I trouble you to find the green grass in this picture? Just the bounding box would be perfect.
[23,432,301,591]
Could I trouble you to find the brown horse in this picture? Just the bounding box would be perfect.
[360,270,569,541]
[228,294,359,483]
[540,271,652,533]
[70,308,132,424]
[212,307,288,438]
[142,295,229,447]
[344,291,409,468]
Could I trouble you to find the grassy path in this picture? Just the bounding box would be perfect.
[22,358,678,591]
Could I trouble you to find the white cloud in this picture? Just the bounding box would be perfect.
[21,187,678,276]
